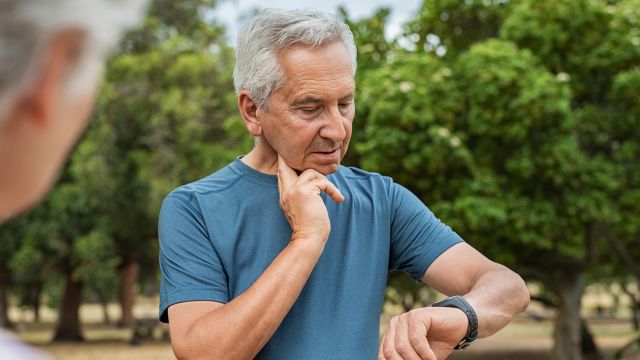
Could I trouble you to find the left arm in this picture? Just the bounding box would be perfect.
[379,242,529,360]
[422,242,530,338]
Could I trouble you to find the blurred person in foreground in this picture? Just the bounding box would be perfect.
[159,9,530,360]
[0,0,147,358]
[0,0,146,221]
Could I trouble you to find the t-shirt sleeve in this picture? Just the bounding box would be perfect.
[158,193,229,323]
[387,181,464,280]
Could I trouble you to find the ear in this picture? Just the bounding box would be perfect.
[237,90,262,136]
[11,29,85,128]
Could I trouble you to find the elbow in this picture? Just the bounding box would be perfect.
[172,341,247,360]
[513,273,530,314]
[172,341,210,360]
[172,347,214,360]
[172,343,192,360]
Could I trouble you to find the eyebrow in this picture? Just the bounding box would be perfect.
[291,97,323,107]
[339,93,355,102]
[291,92,355,107]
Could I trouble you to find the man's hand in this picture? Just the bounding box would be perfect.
[277,156,344,246]
[378,307,468,360]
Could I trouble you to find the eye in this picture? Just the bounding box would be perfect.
[300,107,320,115]
[338,102,353,114]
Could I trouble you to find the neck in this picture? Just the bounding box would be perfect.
[241,138,278,175]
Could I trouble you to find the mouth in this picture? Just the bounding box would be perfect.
[312,148,341,163]
[315,148,340,155]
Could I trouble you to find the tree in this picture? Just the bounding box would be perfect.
[37,179,103,341]
[354,0,639,358]
[9,238,47,323]
[0,218,28,328]
[74,0,247,328]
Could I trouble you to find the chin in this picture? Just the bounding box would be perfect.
[304,163,340,176]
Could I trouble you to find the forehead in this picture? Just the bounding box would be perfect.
[276,41,355,100]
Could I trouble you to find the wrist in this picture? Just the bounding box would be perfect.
[288,234,325,259]
[432,295,479,349]
[291,228,328,245]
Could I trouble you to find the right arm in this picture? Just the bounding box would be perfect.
[168,157,343,360]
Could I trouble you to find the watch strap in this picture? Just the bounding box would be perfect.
[431,295,478,349]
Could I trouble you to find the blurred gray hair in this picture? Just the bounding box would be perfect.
[0,0,147,120]
[233,9,357,110]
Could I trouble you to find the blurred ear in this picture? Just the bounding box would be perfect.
[11,29,85,127]
[237,90,262,136]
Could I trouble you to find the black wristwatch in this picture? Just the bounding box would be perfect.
[431,295,478,349]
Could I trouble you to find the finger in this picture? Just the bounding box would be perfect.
[395,315,422,360]
[277,155,298,191]
[277,168,284,205]
[407,315,436,360]
[313,178,344,203]
[378,344,385,360]
[381,318,401,360]
[378,330,388,360]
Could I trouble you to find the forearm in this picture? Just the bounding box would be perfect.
[176,239,323,359]
[462,264,530,337]
[380,266,528,360]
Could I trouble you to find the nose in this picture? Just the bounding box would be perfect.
[319,106,346,142]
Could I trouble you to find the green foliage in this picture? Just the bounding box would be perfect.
[350,3,638,354]
[354,0,639,281]
[404,0,511,57]
[73,231,120,300]
[357,51,470,200]
[339,6,394,73]
[121,0,224,53]
[501,0,640,103]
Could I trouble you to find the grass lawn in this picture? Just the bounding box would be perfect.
[8,317,635,359]
[5,300,638,359]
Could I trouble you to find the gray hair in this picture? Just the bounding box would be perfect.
[0,0,147,120]
[233,9,357,110]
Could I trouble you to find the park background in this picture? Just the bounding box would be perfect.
[1,0,639,359]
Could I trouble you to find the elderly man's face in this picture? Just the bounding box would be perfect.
[257,41,355,175]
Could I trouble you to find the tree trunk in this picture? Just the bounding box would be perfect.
[33,283,42,323]
[621,281,640,331]
[609,232,640,330]
[0,269,12,329]
[53,272,84,341]
[580,318,602,360]
[99,293,111,325]
[552,271,585,360]
[632,281,640,331]
[633,296,640,331]
[118,259,139,327]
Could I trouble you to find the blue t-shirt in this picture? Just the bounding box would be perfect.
[158,158,463,359]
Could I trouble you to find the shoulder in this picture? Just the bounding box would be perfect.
[0,329,50,359]
[160,163,244,221]
[335,167,428,212]
[165,163,241,204]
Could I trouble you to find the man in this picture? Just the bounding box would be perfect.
[159,9,530,360]
[0,0,146,221]
[0,0,146,357]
